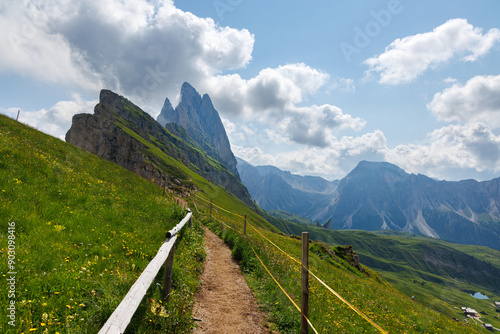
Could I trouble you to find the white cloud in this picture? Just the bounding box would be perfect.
[205,63,329,116]
[233,130,387,179]
[329,77,356,93]
[204,64,365,148]
[264,129,289,145]
[334,130,387,156]
[280,104,366,148]
[364,19,500,84]
[1,95,97,140]
[0,0,255,109]
[385,123,500,178]
[0,1,102,91]
[427,74,500,127]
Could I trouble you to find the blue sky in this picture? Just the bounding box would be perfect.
[1,0,500,181]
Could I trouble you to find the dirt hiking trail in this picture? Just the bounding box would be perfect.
[193,228,268,333]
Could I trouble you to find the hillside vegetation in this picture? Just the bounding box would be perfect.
[193,193,485,333]
[0,115,205,333]
[258,211,500,330]
[0,113,492,333]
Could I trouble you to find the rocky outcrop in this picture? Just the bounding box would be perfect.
[157,82,239,177]
[66,89,255,207]
[65,90,191,194]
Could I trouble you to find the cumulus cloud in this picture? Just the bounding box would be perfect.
[233,129,387,179]
[1,0,363,150]
[427,74,500,127]
[204,64,365,148]
[0,0,254,109]
[1,95,97,140]
[0,1,102,91]
[386,123,500,178]
[364,19,500,84]
[279,105,366,147]
[334,130,387,156]
[205,63,329,116]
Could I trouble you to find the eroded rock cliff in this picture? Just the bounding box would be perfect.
[66,89,255,207]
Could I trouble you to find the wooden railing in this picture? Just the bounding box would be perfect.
[98,209,192,334]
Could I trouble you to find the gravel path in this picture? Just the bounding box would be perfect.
[193,228,268,333]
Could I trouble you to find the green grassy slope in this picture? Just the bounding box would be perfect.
[0,115,206,333]
[257,214,500,330]
[323,228,500,328]
[193,193,485,333]
[1,114,493,333]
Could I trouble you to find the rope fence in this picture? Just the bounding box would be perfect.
[194,192,387,334]
[250,243,319,334]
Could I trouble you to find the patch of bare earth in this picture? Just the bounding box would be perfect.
[193,228,268,333]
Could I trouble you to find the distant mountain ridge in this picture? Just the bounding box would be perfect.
[237,159,500,249]
[157,82,238,177]
[236,157,338,221]
[327,161,500,249]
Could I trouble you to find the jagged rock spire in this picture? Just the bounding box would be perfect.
[157,82,238,176]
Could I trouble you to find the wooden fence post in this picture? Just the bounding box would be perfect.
[188,208,192,228]
[162,245,175,302]
[243,214,247,236]
[301,232,309,334]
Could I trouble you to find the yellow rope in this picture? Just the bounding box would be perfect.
[250,226,387,333]
[193,193,387,333]
[195,193,245,219]
[249,225,301,265]
[250,225,387,333]
[308,271,387,333]
[249,245,319,334]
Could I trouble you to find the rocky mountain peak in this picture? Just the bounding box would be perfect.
[95,89,121,115]
[157,82,238,177]
[180,82,202,108]
[350,160,407,176]
[157,97,175,126]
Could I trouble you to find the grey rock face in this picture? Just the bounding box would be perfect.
[66,89,255,207]
[326,161,500,249]
[157,82,238,177]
